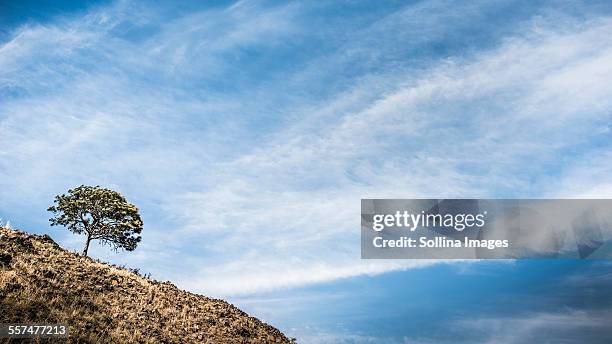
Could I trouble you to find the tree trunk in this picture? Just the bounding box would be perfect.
[82,234,91,256]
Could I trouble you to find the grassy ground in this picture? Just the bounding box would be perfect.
[0,226,293,343]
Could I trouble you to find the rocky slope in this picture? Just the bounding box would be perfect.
[0,226,293,343]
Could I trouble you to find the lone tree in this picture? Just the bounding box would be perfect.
[48,185,143,257]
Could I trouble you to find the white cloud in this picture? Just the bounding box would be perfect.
[170,16,612,294]
[1,1,612,296]
[460,309,612,344]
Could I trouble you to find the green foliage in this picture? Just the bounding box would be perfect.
[48,185,143,256]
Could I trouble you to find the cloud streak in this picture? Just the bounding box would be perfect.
[1,0,612,296]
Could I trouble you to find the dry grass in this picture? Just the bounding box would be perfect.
[0,227,294,343]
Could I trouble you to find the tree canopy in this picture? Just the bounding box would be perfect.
[48,185,143,256]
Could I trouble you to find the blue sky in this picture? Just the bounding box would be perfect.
[1,0,612,342]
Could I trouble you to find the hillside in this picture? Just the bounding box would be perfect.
[0,226,293,343]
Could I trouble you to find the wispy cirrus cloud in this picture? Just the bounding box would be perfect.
[1,0,612,297]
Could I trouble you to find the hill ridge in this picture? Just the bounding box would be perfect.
[0,226,293,343]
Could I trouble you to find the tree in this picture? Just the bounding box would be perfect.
[48,185,143,257]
